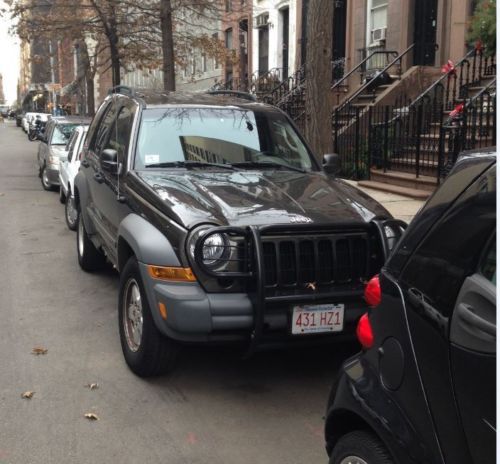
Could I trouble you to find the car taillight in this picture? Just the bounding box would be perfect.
[356,313,374,349]
[365,275,381,307]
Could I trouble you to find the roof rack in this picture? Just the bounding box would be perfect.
[108,85,135,96]
[206,90,257,102]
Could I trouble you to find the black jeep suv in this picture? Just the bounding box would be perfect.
[75,87,402,377]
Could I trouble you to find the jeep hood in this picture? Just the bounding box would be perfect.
[136,170,391,229]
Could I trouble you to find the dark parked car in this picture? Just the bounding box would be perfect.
[325,148,496,464]
[37,116,90,190]
[75,87,404,377]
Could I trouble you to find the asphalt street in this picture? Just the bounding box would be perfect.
[0,120,358,464]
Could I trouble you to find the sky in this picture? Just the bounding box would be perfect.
[0,7,20,105]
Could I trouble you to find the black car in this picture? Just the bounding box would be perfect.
[324,148,496,464]
[74,86,404,377]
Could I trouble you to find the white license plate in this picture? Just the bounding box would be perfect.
[291,304,344,335]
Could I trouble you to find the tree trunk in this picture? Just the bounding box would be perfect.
[304,0,333,161]
[160,0,176,91]
[85,75,95,115]
[79,40,95,115]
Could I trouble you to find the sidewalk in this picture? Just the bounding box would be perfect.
[344,180,426,223]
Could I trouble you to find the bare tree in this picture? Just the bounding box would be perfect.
[304,0,333,160]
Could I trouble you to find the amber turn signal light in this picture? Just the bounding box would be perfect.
[147,265,197,282]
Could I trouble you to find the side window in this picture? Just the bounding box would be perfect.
[106,106,135,164]
[95,104,118,154]
[479,235,496,285]
[67,131,78,162]
[401,165,496,317]
[87,100,112,151]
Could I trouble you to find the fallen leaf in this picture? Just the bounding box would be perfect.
[21,391,35,399]
[84,413,99,421]
[85,383,99,390]
[31,347,48,355]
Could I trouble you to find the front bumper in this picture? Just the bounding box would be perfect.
[139,262,364,344]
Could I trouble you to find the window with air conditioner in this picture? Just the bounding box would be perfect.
[369,0,388,46]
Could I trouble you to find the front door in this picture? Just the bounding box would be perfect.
[449,233,496,463]
[258,26,269,74]
[332,0,347,81]
[281,7,289,79]
[413,0,438,65]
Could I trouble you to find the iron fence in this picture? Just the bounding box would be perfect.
[334,80,496,181]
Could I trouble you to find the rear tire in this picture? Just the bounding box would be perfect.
[76,214,105,271]
[330,431,394,464]
[119,256,179,377]
[65,194,78,231]
[41,165,54,191]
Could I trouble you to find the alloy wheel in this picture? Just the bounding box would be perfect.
[66,196,78,227]
[123,278,143,352]
[339,457,369,464]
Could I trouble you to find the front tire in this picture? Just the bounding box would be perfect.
[76,214,105,271]
[330,431,394,464]
[119,256,179,377]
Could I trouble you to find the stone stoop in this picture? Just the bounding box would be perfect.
[358,168,437,199]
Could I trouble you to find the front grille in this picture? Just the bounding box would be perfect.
[262,232,370,289]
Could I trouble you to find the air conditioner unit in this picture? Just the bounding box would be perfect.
[254,13,269,29]
[371,27,387,43]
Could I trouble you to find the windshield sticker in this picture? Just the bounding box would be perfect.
[145,154,160,165]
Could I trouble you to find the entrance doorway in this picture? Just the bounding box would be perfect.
[332,0,347,80]
[413,0,438,65]
[280,7,289,79]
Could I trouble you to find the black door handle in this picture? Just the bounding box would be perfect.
[93,172,104,184]
[408,288,447,332]
[457,303,496,337]
[81,159,90,168]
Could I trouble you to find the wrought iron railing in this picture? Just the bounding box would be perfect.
[334,77,496,182]
[405,46,496,126]
[211,67,289,94]
[438,78,496,178]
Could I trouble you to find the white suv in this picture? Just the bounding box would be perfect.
[58,125,89,230]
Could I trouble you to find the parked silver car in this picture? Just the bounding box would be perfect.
[37,116,90,191]
[58,125,89,230]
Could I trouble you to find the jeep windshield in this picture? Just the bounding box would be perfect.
[135,107,317,172]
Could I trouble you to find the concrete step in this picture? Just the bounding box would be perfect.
[357,180,432,199]
[370,169,437,192]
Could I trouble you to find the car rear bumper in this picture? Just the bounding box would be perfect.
[138,262,364,344]
[45,166,60,186]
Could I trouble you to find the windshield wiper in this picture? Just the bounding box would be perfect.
[232,161,305,173]
[145,160,235,170]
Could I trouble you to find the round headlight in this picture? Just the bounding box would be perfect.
[202,233,227,266]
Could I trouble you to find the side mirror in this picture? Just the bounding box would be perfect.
[100,148,119,174]
[38,133,47,142]
[323,153,340,175]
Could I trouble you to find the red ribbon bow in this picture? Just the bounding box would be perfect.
[449,103,464,118]
[441,60,456,76]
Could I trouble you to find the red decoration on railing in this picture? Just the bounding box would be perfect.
[441,60,456,76]
[450,103,465,118]
[475,40,484,52]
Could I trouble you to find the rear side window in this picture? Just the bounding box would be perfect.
[401,165,496,317]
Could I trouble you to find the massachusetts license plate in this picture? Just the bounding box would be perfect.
[291,304,344,335]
